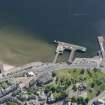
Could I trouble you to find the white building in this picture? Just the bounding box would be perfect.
[26,71,34,77]
[97,92,105,105]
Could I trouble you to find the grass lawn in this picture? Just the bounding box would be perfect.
[53,69,105,100]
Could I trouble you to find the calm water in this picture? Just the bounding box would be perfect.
[0,0,105,65]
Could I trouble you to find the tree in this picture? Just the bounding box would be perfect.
[90,82,95,88]
[96,90,100,96]
[66,80,71,86]
[93,68,98,72]
[85,97,89,104]
[80,69,85,74]
[72,85,77,91]
[77,97,83,104]
[73,69,76,73]
[52,72,56,77]
[71,96,76,103]
[87,70,92,77]
[88,88,92,93]
[95,79,102,86]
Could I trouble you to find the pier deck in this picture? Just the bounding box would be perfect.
[97,36,105,58]
[97,36,105,67]
[54,40,86,52]
[53,40,87,63]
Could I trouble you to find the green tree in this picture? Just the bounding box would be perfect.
[96,90,100,96]
[80,69,85,74]
[72,85,77,91]
[90,82,95,88]
[71,96,76,103]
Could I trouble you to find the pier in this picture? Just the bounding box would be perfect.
[97,36,105,66]
[97,36,105,58]
[53,40,87,63]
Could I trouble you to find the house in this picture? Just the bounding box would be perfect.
[36,72,53,86]
[97,99,105,105]
[92,91,105,105]
[25,71,34,77]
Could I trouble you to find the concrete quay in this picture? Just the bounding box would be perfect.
[7,59,100,81]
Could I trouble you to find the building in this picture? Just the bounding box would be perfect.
[97,92,105,105]
[25,71,34,77]
[36,72,53,86]
[92,91,105,105]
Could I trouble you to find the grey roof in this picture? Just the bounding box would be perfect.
[49,101,64,105]
[36,72,52,85]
